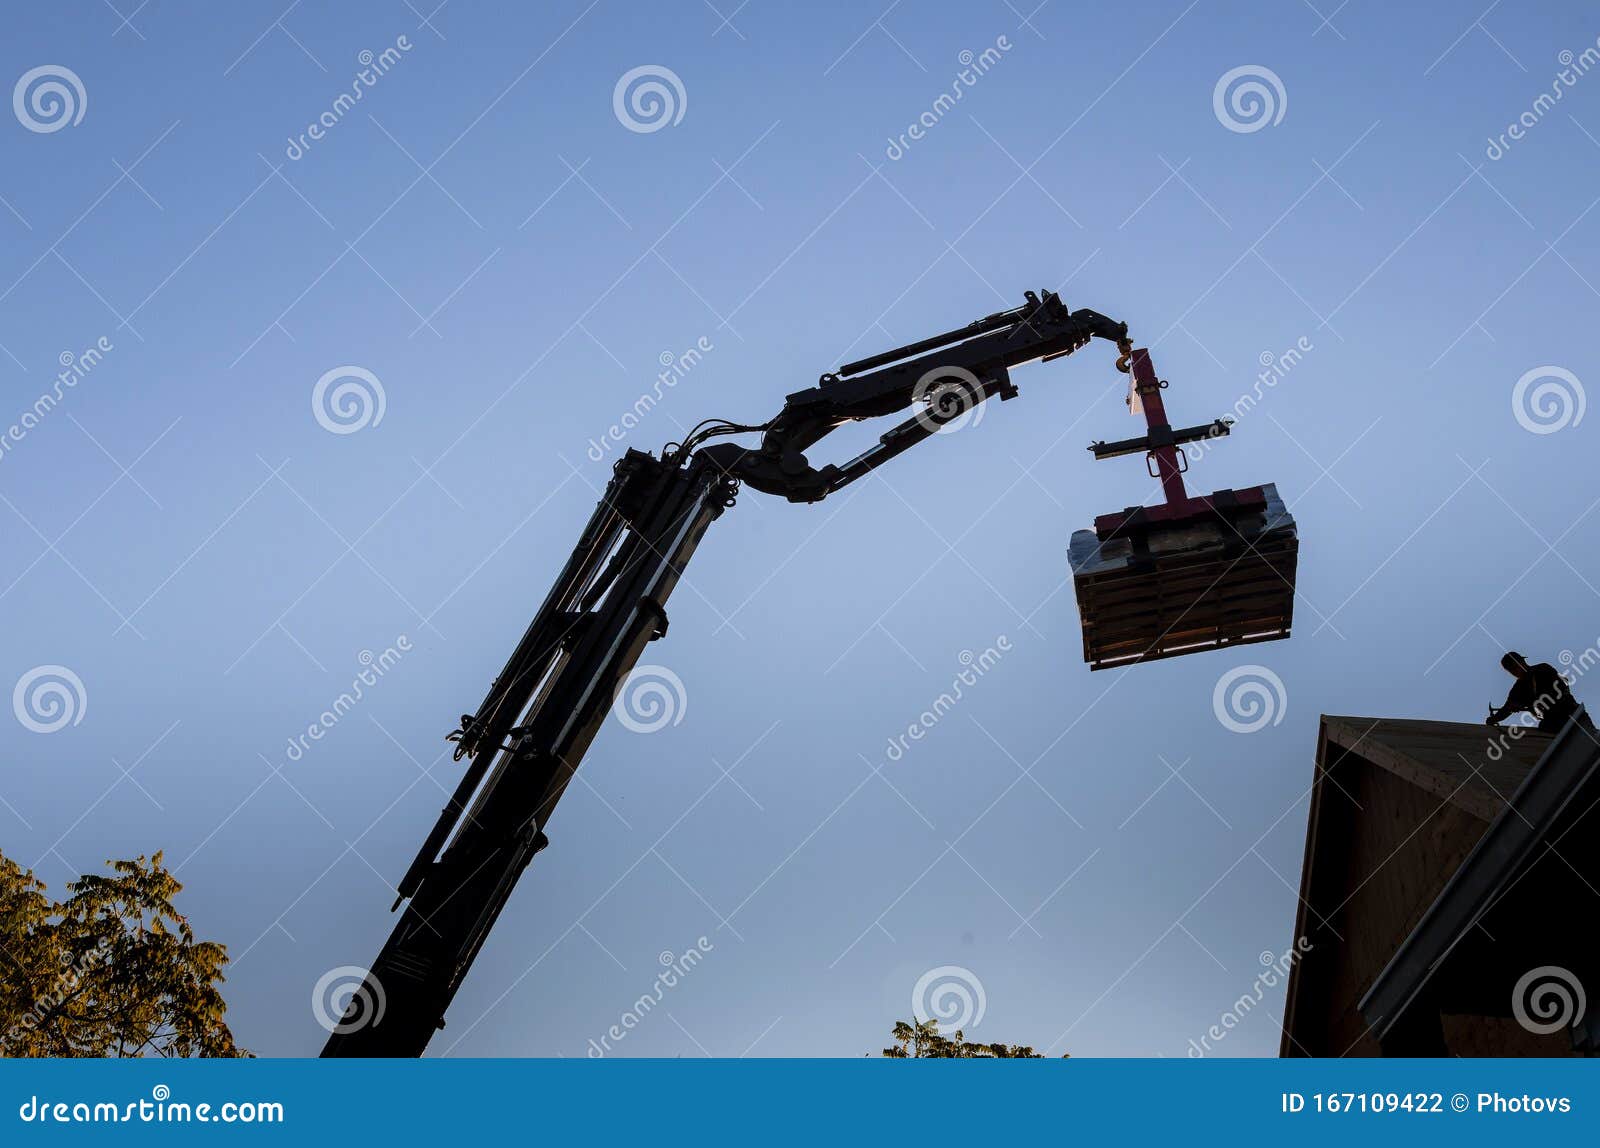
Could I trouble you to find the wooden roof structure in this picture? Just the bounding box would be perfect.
[1279,713,1600,1056]
[1319,715,1549,820]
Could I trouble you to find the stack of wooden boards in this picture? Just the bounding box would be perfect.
[1069,483,1298,670]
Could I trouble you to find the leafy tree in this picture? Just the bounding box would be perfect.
[0,850,244,1057]
[879,1018,1052,1058]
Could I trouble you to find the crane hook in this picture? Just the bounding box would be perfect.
[1114,336,1134,374]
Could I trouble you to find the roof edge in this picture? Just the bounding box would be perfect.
[1357,709,1600,1042]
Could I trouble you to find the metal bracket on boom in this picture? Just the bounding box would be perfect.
[1089,418,1232,461]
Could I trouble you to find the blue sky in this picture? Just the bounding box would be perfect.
[2,1,1598,1057]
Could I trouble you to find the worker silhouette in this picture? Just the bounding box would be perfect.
[1486,651,1580,733]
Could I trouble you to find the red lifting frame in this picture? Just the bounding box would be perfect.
[1093,348,1266,539]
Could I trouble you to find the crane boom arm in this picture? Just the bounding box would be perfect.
[322,452,735,1056]
[698,290,1126,502]
[321,291,1125,1056]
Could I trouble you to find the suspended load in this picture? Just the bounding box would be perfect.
[1071,349,1298,669]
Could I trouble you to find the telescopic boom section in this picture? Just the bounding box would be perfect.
[697,290,1127,503]
[321,451,735,1057]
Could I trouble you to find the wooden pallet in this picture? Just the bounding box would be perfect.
[1072,526,1298,670]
